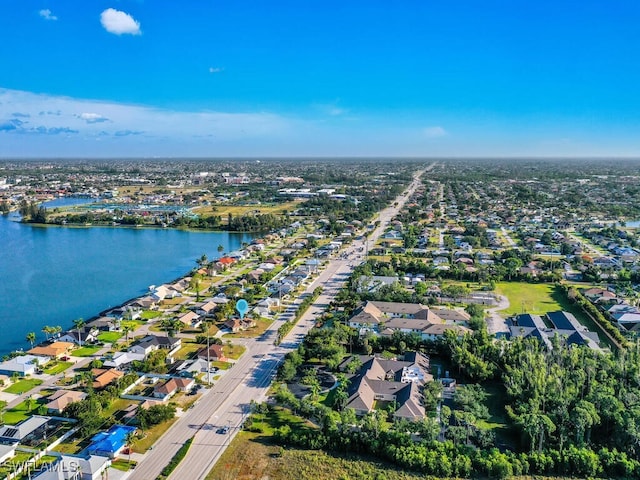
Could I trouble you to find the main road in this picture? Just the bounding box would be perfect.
[129,164,431,480]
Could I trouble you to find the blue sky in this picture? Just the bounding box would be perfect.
[1,1,640,157]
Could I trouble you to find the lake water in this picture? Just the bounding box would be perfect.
[0,204,254,354]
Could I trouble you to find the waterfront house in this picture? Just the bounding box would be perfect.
[0,354,41,377]
[28,341,75,360]
[59,327,99,346]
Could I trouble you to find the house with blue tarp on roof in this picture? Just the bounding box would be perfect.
[86,425,136,459]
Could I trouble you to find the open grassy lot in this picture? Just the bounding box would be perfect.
[97,331,123,343]
[132,418,179,453]
[175,341,204,361]
[43,361,73,375]
[193,201,299,218]
[206,408,428,480]
[223,343,246,360]
[72,345,102,357]
[4,378,43,395]
[496,282,570,316]
[140,310,162,320]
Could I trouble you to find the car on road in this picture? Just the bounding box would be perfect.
[217,426,230,434]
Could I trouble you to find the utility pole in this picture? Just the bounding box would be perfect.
[207,331,211,385]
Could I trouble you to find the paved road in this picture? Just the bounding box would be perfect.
[128,165,431,480]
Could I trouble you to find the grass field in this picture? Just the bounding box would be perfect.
[4,378,43,395]
[72,346,102,357]
[223,343,246,360]
[97,331,123,343]
[495,282,565,315]
[193,201,298,218]
[132,418,179,453]
[140,310,162,320]
[206,408,429,480]
[175,341,204,361]
[43,361,73,375]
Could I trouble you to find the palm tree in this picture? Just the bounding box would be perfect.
[122,324,133,345]
[125,431,137,464]
[42,326,52,341]
[217,244,224,258]
[73,318,85,346]
[25,332,36,349]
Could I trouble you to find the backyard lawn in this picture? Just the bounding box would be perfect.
[4,378,43,395]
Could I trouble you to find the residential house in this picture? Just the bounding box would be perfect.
[176,311,202,329]
[340,352,431,421]
[59,327,99,346]
[508,311,600,350]
[128,335,181,359]
[153,377,194,401]
[194,300,217,317]
[28,341,75,360]
[197,344,227,362]
[0,354,41,377]
[92,368,124,389]
[583,287,618,303]
[87,425,136,459]
[45,390,87,415]
[103,351,145,369]
[33,454,111,480]
[0,416,52,443]
[224,317,256,332]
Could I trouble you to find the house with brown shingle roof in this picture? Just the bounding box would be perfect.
[45,390,87,414]
[197,344,226,362]
[28,341,75,360]
[340,352,431,421]
[349,301,471,340]
[92,368,124,389]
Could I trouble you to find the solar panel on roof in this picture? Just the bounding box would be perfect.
[3,428,19,438]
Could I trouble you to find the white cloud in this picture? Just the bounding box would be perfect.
[78,112,110,124]
[423,126,447,138]
[209,67,224,74]
[100,8,141,36]
[39,9,58,21]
